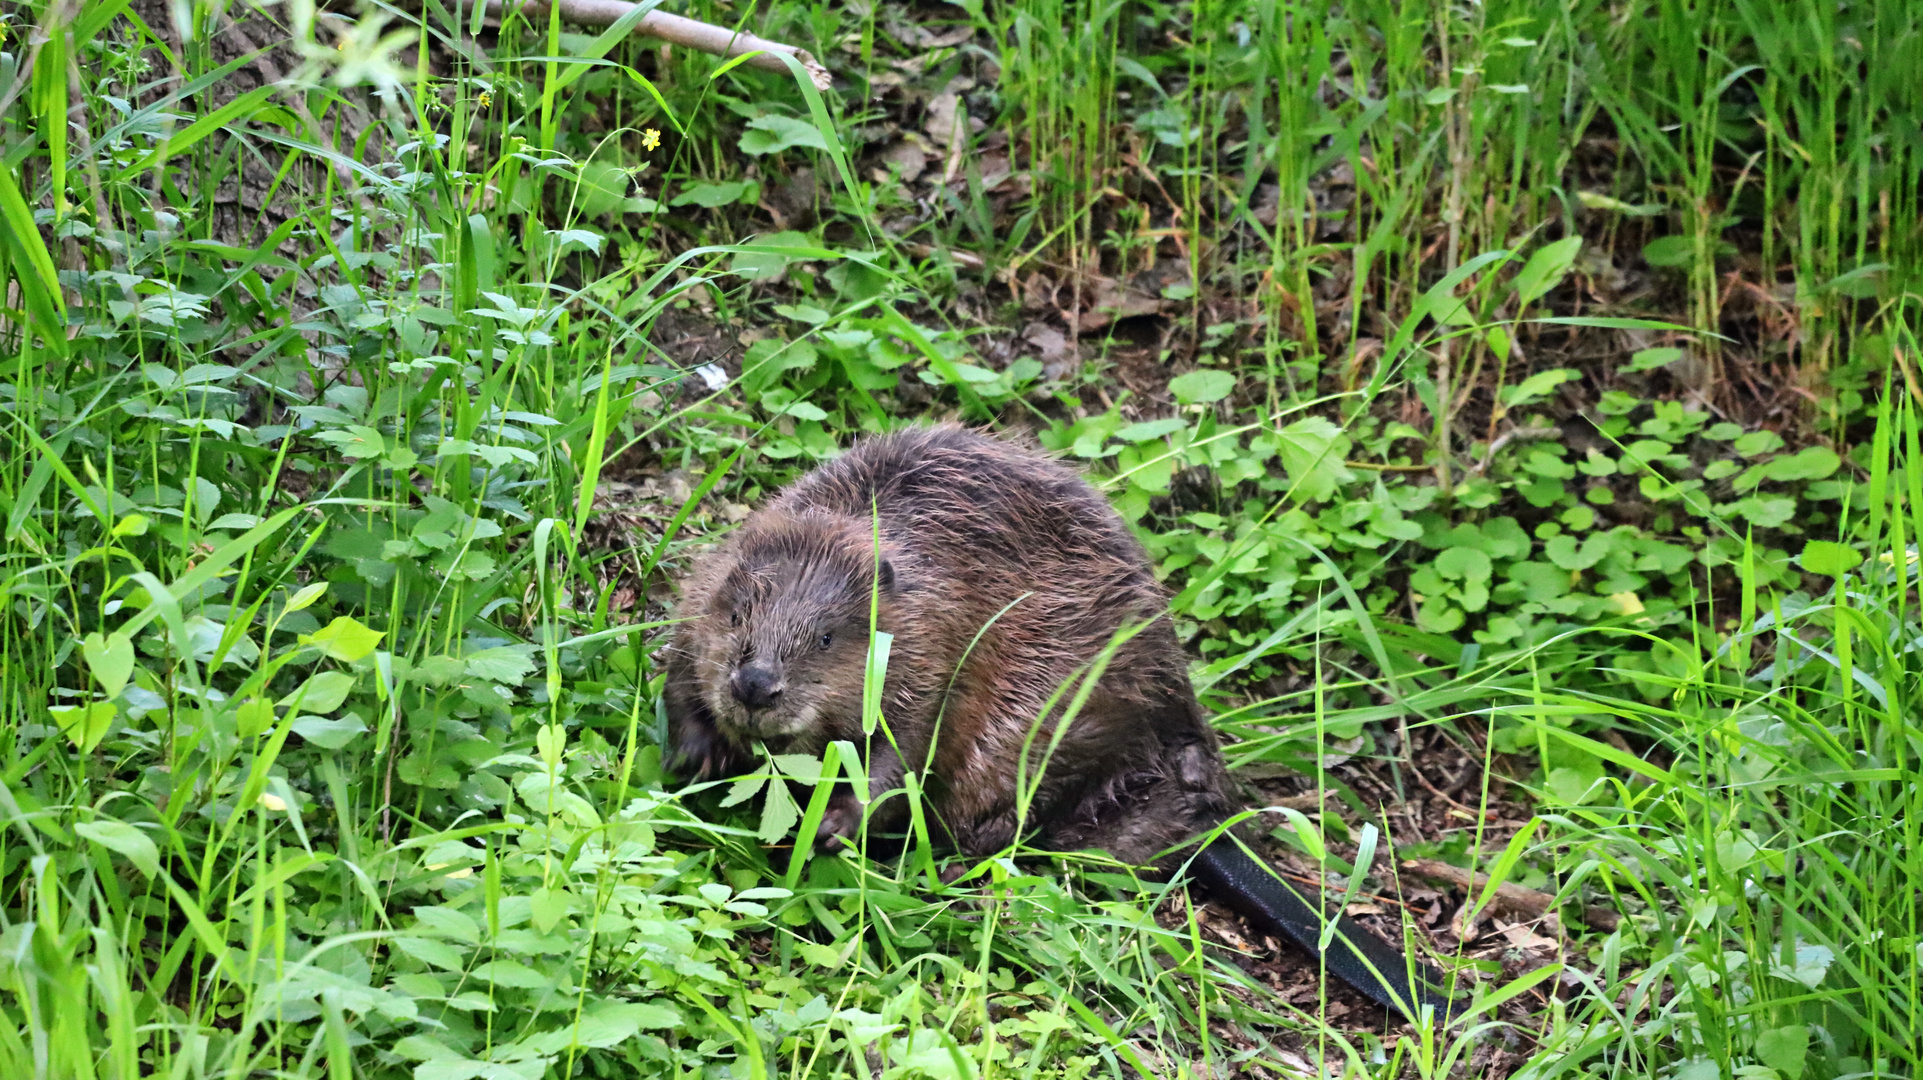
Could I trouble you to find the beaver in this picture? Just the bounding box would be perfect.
[663,423,1459,1020]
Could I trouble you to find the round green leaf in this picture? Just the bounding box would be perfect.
[1798,540,1862,577]
[1167,369,1236,404]
[1434,546,1494,583]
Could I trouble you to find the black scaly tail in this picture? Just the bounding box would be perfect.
[1190,838,1462,1023]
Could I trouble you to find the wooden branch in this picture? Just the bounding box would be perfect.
[486,0,831,90]
[1402,857,1621,933]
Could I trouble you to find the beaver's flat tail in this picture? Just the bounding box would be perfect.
[1189,838,1462,1023]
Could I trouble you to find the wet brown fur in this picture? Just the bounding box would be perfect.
[663,423,1238,865]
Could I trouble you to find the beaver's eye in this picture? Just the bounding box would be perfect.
[730,610,742,628]
[817,632,834,650]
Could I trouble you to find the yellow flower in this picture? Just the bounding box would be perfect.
[478,91,492,110]
[642,128,661,152]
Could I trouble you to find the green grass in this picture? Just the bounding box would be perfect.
[0,0,1919,1077]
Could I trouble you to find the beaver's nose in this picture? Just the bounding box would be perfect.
[730,665,783,710]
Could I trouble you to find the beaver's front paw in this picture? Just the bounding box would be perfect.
[808,790,865,852]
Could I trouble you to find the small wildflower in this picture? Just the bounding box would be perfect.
[478,90,493,110]
[642,128,661,152]
[259,792,288,812]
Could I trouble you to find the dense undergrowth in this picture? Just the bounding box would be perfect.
[0,0,1920,1077]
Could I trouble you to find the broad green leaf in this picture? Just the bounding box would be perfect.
[671,179,755,208]
[393,936,467,972]
[737,114,830,156]
[1167,369,1236,404]
[279,671,357,713]
[530,886,572,934]
[1416,597,1464,633]
[411,906,481,944]
[1623,346,1683,372]
[81,631,135,699]
[1642,235,1695,268]
[1116,418,1187,443]
[75,820,159,878]
[52,702,117,753]
[1272,417,1354,503]
[1435,547,1494,583]
[1734,496,1796,528]
[1499,368,1578,408]
[1513,236,1583,306]
[536,723,566,769]
[1769,944,1834,989]
[291,712,369,749]
[466,647,537,685]
[1755,1026,1808,1080]
[316,425,386,459]
[235,698,276,739]
[471,959,548,988]
[1799,540,1862,577]
[1763,446,1840,482]
[578,1000,681,1041]
[302,616,385,662]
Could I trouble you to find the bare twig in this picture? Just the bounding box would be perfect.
[483,0,831,90]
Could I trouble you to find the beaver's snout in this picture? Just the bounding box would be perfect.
[729,665,784,710]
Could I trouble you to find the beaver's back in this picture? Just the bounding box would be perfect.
[764,425,1232,860]
[771,424,1152,586]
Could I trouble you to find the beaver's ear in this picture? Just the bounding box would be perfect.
[877,559,895,594]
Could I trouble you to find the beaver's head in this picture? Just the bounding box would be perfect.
[688,511,897,748]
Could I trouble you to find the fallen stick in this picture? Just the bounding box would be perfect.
[484,0,831,89]
[1401,857,1621,933]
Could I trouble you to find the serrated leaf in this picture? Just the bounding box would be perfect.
[393,936,468,972]
[758,778,801,843]
[75,820,159,878]
[1272,417,1354,503]
[412,906,481,944]
[302,616,385,662]
[719,773,766,807]
[81,631,135,699]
